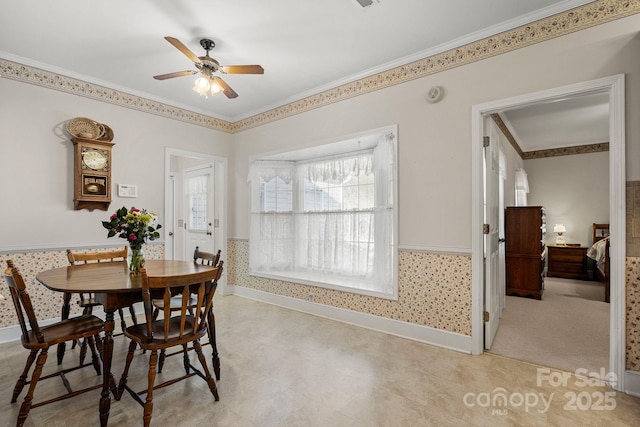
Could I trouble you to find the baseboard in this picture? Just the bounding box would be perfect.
[0,317,65,344]
[624,370,640,397]
[228,284,472,354]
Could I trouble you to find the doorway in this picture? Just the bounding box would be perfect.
[164,148,228,294]
[471,75,626,391]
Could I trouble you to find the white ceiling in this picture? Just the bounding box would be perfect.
[0,0,606,147]
[0,0,608,151]
[500,92,610,152]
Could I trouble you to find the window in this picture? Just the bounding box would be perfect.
[186,174,209,231]
[515,168,529,207]
[248,127,397,299]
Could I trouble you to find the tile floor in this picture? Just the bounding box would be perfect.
[1,295,639,426]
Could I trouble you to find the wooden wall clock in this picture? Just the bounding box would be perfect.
[72,137,114,211]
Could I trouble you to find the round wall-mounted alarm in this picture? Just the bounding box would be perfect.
[427,86,444,103]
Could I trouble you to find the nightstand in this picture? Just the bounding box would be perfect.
[546,244,589,280]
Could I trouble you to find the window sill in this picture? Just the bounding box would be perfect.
[249,270,397,300]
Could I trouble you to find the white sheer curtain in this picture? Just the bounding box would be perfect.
[372,134,395,293]
[248,132,396,295]
[249,162,295,272]
[515,167,529,207]
[295,150,374,284]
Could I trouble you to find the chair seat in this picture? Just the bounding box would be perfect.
[4,260,105,427]
[116,266,221,425]
[23,315,104,348]
[125,315,206,348]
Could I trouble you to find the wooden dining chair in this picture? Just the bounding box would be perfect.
[151,247,221,319]
[116,265,221,427]
[152,248,222,374]
[65,247,139,362]
[3,260,104,427]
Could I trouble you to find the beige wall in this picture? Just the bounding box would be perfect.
[231,14,640,247]
[526,152,609,246]
[1,7,640,369]
[227,13,640,369]
[0,78,233,250]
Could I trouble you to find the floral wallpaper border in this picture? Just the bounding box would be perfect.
[626,257,640,370]
[0,244,164,329]
[227,239,640,371]
[491,113,610,159]
[227,239,474,336]
[1,0,638,133]
[1,241,638,370]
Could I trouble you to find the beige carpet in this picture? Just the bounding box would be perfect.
[488,277,609,374]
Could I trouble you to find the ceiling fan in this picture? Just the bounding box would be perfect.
[154,36,264,99]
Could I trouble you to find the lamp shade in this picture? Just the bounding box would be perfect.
[553,224,566,233]
[193,76,211,97]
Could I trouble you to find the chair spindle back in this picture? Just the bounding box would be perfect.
[67,247,128,264]
[3,260,43,343]
[194,247,221,266]
[140,264,223,342]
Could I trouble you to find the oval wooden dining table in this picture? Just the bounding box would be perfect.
[36,259,220,427]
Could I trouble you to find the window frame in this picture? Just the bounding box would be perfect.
[248,125,398,300]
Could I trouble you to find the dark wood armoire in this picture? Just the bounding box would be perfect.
[505,206,546,299]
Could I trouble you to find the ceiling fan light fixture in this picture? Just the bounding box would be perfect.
[158,36,256,99]
[210,80,223,95]
[193,75,211,97]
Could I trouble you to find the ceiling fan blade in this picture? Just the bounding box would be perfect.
[212,76,238,99]
[164,36,202,65]
[153,70,198,80]
[220,65,264,74]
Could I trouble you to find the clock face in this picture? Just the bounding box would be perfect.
[82,149,108,170]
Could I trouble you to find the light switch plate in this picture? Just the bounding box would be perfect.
[118,184,137,198]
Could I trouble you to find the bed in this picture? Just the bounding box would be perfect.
[586,223,610,303]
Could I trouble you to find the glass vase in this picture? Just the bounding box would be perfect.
[128,246,145,274]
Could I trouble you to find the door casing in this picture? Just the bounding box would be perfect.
[470,74,626,391]
[165,148,228,294]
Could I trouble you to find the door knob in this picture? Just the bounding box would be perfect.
[168,232,174,237]
[206,231,212,236]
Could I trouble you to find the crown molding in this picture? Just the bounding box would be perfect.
[0,58,235,133]
[1,0,638,134]
[233,0,640,132]
[492,112,610,159]
[491,114,525,158]
[523,142,610,159]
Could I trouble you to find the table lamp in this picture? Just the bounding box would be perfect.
[553,224,566,245]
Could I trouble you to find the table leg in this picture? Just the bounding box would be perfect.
[57,292,72,364]
[207,309,220,380]
[99,310,115,427]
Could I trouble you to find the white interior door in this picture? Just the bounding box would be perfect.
[497,149,506,315]
[184,165,215,259]
[484,119,501,349]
